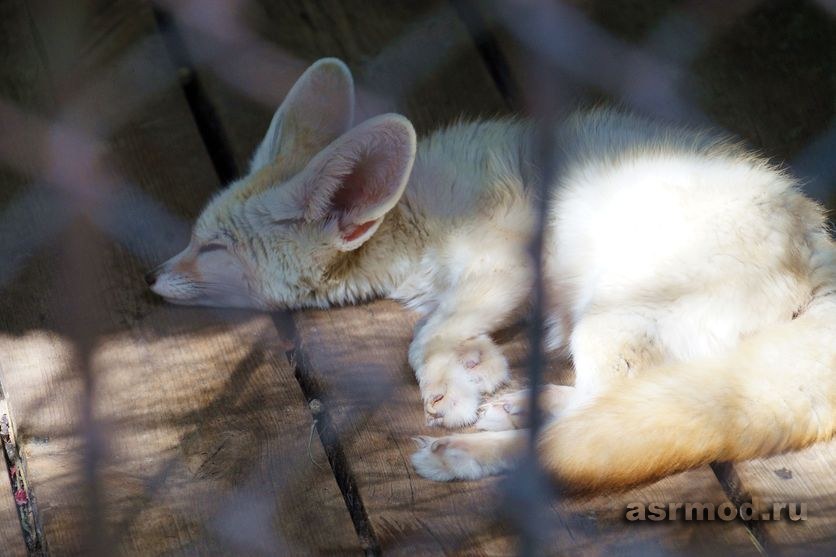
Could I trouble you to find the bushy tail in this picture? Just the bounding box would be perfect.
[539,291,836,492]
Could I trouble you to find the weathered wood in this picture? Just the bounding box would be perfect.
[725,443,836,555]
[1,310,360,555]
[0,488,26,557]
[294,304,516,554]
[189,0,761,553]
[0,1,358,554]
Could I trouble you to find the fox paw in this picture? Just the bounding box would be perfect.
[476,385,575,431]
[476,391,529,431]
[422,376,480,428]
[410,435,485,481]
[457,335,509,394]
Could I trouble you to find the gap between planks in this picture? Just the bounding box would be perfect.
[0,396,39,556]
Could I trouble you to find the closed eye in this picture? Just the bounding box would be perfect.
[198,243,227,254]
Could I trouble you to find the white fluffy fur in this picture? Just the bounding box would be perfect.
[149,59,836,491]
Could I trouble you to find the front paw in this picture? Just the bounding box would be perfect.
[410,431,522,481]
[456,335,509,394]
[476,393,529,431]
[410,435,484,481]
[476,384,575,431]
[422,375,480,428]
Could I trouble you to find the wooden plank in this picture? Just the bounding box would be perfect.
[724,443,836,555]
[0,484,26,557]
[0,1,359,554]
[189,0,759,553]
[295,304,516,554]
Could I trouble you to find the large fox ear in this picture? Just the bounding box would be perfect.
[287,114,416,251]
[249,58,355,172]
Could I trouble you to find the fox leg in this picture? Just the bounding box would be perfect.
[568,310,664,396]
[409,252,530,428]
[474,310,661,432]
[411,430,528,481]
[412,311,667,480]
[476,384,575,431]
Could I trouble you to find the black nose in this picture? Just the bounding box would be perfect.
[144,271,157,287]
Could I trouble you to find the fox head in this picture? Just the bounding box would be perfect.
[146,58,417,309]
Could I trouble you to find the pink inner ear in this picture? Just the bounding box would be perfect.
[341,220,377,242]
[330,156,385,243]
[330,155,386,212]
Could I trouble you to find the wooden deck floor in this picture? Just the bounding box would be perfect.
[0,1,833,555]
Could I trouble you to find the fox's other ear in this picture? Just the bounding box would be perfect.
[249,58,354,172]
[292,114,416,251]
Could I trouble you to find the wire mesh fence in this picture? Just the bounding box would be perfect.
[0,0,833,555]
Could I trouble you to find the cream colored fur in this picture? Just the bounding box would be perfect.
[148,59,836,491]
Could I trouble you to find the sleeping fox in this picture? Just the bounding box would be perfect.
[147,58,836,491]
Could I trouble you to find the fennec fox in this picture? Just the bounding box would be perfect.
[147,58,836,491]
